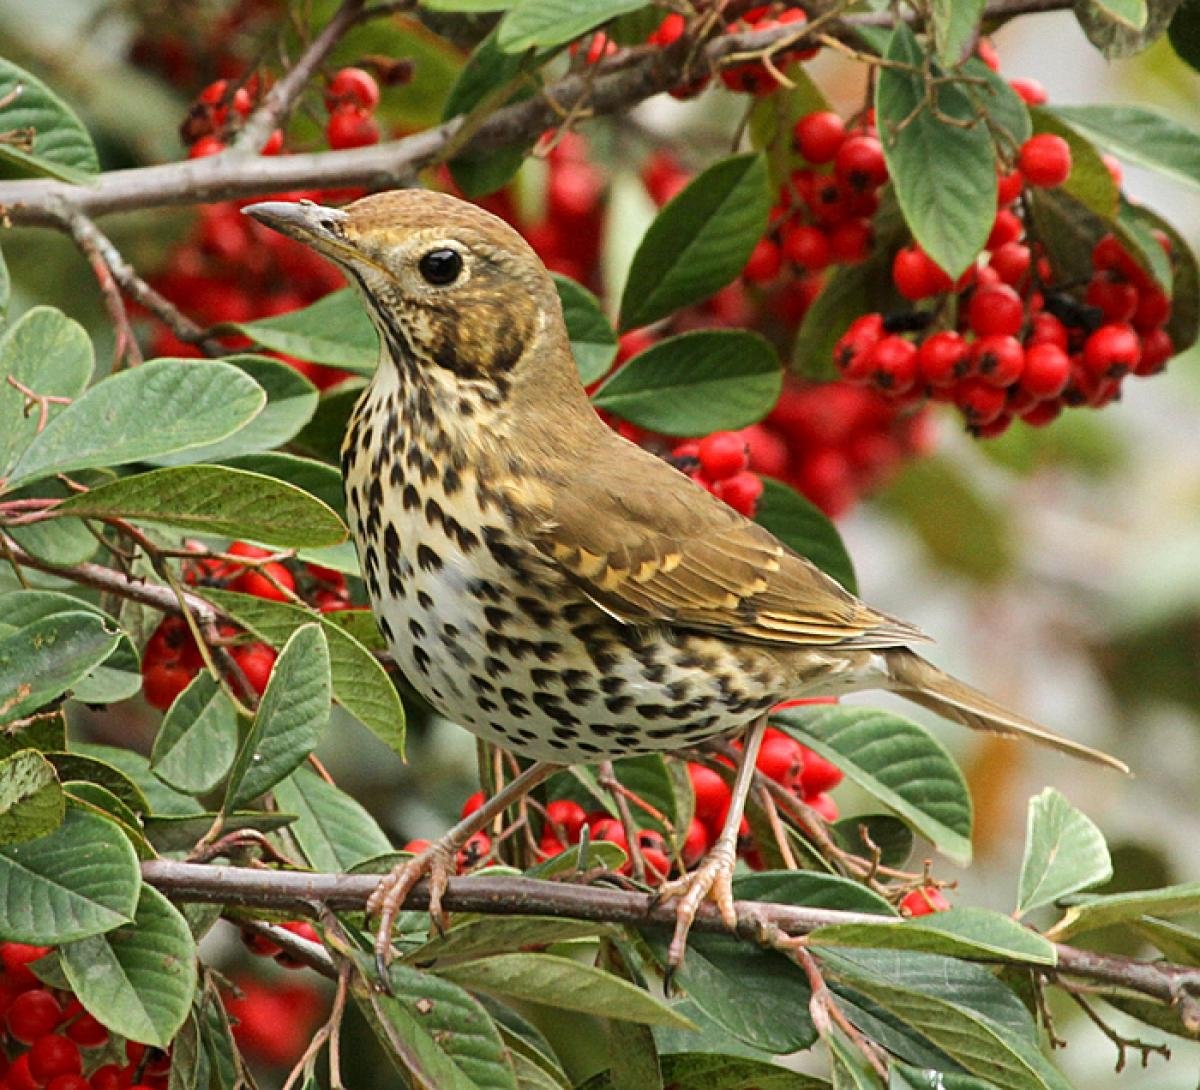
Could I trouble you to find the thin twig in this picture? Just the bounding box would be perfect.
[63,209,143,369]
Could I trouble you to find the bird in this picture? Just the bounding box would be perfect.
[243,189,1127,979]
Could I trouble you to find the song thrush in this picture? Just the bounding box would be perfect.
[244,190,1126,977]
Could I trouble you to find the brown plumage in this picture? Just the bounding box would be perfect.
[243,189,1126,975]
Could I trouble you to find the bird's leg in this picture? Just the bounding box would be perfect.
[656,715,768,972]
[369,760,559,982]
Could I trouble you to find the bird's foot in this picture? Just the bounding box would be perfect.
[367,840,455,987]
[653,838,739,975]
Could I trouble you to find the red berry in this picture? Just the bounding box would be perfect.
[545,799,587,842]
[697,432,749,481]
[29,1035,83,1082]
[986,208,1024,250]
[807,792,839,821]
[1082,323,1141,379]
[792,111,846,164]
[828,218,872,264]
[972,334,1025,387]
[1021,400,1062,427]
[1133,285,1171,332]
[7,1053,39,1090]
[834,312,884,379]
[6,989,63,1043]
[47,1076,91,1090]
[232,561,294,601]
[1085,277,1138,324]
[682,818,710,866]
[325,67,380,112]
[1135,327,1173,375]
[968,284,1025,337]
[241,927,283,958]
[1,943,51,984]
[834,134,887,191]
[862,335,918,396]
[188,135,224,159]
[955,378,1008,426]
[996,169,1024,206]
[1102,153,1124,187]
[403,838,432,854]
[892,245,951,300]
[1018,134,1072,188]
[900,886,951,916]
[989,242,1031,287]
[1020,342,1070,399]
[460,790,486,819]
[641,847,672,883]
[648,12,686,47]
[798,747,843,795]
[742,238,782,284]
[1008,77,1047,105]
[456,831,491,872]
[539,829,566,857]
[1028,311,1068,350]
[687,763,731,828]
[976,38,1001,70]
[589,817,629,851]
[87,1064,126,1090]
[712,471,763,517]
[63,1010,107,1049]
[917,331,969,386]
[326,105,380,149]
[755,734,804,790]
[229,642,277,695]
[260,129,284,155]
[781,223,831,273]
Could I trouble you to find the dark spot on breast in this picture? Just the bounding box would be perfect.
[483,656,510,678]
[412,646,431,675]
[443,465,462,495]
[416,544,442,572]
[408,619,425,640]
[417,590,434,610]
[484,607,511,630]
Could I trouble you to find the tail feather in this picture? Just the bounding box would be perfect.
[883,649,1129,773]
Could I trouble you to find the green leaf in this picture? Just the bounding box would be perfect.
[150,672,239,796]
[1116,195,1174,289]
[7,359,267,489]
[0,807,139,943]
[0,57,99,181]
[1130,916,1200,965]
[221,451,347,522]
[830,1026,885,1090]
[234,289,378,372]
[1016,787,1112,916]
[581,1052,830,1090]
[876,25,996,279]
[749,65,833,188]
[201,588,405,757]
[831,815,914,869]
[554,275,618,383]
[810,907,1056,964]
[434,953,695,1028]
[56,465,348,549]
[0,590,139,705]
[143,811,295,853]
[931,0,986,65]
[1128,204,1199,353]
[151,355,318,466]
[644,932,815,1052]
[775,706,973,865]
[822,950,1071,1090]
[46,752,150,816]
[963,59,1032,147]
[523,838,627,877]
[890,1064,999,1090]
[733,870,896,916]
[423,0,518,9]
[224,623,330,812]
[0,307,93,482]
[1050,881,1200,940]
[0,708,64,760]
[1073,0,1178,56]
[620,154,772,330]
[1051,104,1200,190]
[64,783,149,857]
[0,749,64,845]
[497,0,646,51]
[0,245,9,319]
[0,611,121,724]
[755,478,857,594]
[591,330,781,435]
[60,885,197,1047]
[407,916,609,968]
[272,765,392,871]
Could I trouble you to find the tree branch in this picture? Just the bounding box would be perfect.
[141,858,1200,1026]
[0,0,1074,228]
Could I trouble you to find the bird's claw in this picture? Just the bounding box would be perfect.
[368,842,455,991]
[654,842,739,974]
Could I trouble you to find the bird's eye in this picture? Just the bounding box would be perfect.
[418,248,463,286]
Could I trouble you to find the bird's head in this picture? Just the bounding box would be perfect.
[244,189,574,403]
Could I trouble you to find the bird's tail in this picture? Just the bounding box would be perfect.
[882,648,1129,773]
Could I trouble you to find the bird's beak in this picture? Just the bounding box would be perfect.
[242,199,349,249]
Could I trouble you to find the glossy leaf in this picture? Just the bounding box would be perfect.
[1129,916,1200,965]
[591,329,781,435]
[57,465,348,548]
[755,478,858,594]
[273,765,392,872]
[810,907,1056,964]
[434,953,694,1028]
[554,274,618,383]
[964,59,1032,147]
[620,154,771,330]
[734,870,895,916]
[890,1065,997,1090]
[1016,787,1112,916]
[7,358,266,488]
[151,355,318,466]
[876,24,996,279]
[60,885,197,1046]
[0,611,121,725]
[1051,104,1200,190]
[497,0,647,52]
[224,623,331,812]
[234,288,379,372]
[0,307,93,482]
[150,672,239,796]
[0,807,139,943]
[775,705,973,864]
[0,749,64,845]
[220,451,347,521]
[581,1052,830,1090]
[201,588,405,757]
[0,57,99,180]
[73,744,202,817]
[46,752,150,816]
[1050,881,1200,940]
[1073,0,1177,56]
[931,0,986,64]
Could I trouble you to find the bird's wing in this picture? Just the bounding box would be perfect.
[530,443,926,649]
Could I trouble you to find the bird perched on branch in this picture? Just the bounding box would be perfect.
[244,189,1126,980]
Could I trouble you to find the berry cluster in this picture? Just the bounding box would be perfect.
[323,67,382,150]
[0,941,168,1090]
[670,431,765,518]
[140,543,354,711]
[400,790,496,874]
[182,76,282,159]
